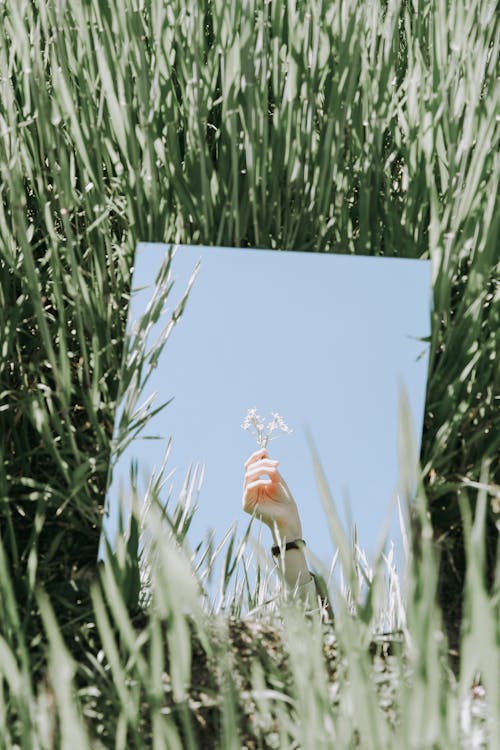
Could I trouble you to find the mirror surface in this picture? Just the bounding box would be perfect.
[101,244,431,589]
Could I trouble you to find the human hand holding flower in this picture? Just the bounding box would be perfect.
[242,447,303,542]
[240,408,315,595]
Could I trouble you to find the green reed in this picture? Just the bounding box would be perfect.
[0,0,498,747]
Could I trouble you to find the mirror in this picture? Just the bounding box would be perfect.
[101,243,431,594]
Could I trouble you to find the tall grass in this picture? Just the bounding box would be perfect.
[0,0,498,747]
[0,442,498,748]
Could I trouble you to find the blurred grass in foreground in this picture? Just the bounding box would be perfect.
[0,437,498,748]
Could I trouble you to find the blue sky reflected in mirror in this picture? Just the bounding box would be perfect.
[101,244,431,592]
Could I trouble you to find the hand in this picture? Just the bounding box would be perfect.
[242,448,303,541]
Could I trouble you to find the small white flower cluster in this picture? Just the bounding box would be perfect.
[241,407,293,449]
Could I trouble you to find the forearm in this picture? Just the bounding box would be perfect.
[275,546,312,590]
[270,522,332,615]
[270,521,312,591]
[276,547,333,616]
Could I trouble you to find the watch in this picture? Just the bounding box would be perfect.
[271,538,306,556]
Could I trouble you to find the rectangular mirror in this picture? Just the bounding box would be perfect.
[100,244,431,597]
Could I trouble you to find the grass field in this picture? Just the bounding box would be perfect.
[0,0,498,747]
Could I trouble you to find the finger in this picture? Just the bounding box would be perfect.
[247,458,279,473]
[244,448,268,470]
[243,459,278,490]
[245,478,272,492]
[244,447,269,470]
[243,468,276,493]
[243,478,274,509]
[244,462,279,486]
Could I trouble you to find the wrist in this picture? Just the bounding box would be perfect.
[271,538,306,557]
[268,517,302,545]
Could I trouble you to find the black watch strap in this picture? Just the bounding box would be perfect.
[271,538,306,557]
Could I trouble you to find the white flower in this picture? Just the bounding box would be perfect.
[241,407,263,431]
[241,408,293,448]
[267,412,292,434]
